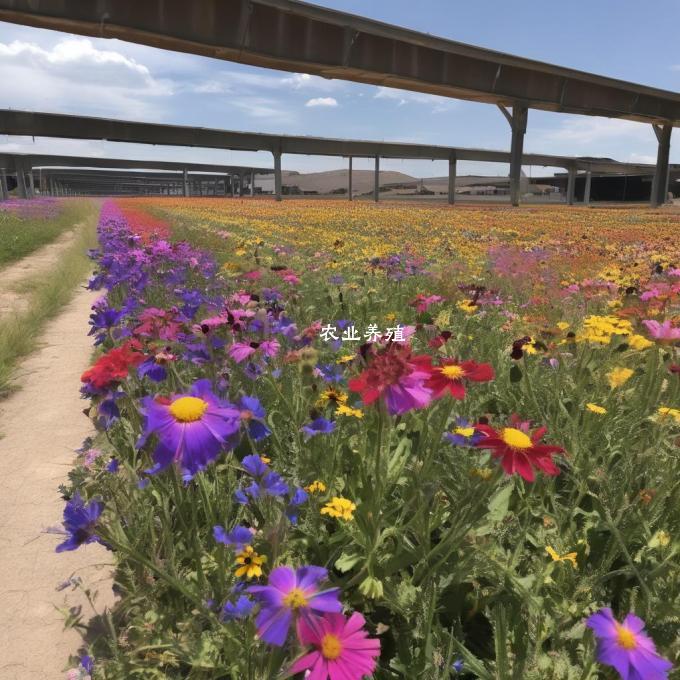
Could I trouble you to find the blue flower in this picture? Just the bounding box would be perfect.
[241,454,269,478]
[452,659,464,673]
[213,524,254,549]
[106,458,119,473]
[55,492,103,553]
[138,357,168,382]
[317,363,345,383]
[444,418,483,447]
[286,486,308,524]
[301,417,336,440]
[238,396,271,441]
[221,594,255,621]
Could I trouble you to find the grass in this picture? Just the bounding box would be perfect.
[0,200,95,269]
[0,202,99,398]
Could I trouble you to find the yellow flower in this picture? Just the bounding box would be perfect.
[470,467,493,480]
[607,367,634,389]
[336,404,364,418]
[316,388,348,408]
[651,530,671,547]
[657,407,680,424]
[305,480,327,494]
[384,312,396,322]
[320,497,356,521]
[628,334,653,351]
[457,299,477,314]
[336,354,355,364]
[234,545,266,580]
[234,248,247,257]
[546,546,578,569]
[557,321,570,331]
[586,403,607,415]
[260,455,271,464]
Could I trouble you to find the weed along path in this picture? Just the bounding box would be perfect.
[0,285,114,680]
[0,227,81,318]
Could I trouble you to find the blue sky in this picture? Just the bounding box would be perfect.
[1,0,679,177]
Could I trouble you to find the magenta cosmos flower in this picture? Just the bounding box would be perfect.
[139,379,241,480]
[247,566,342,646]
[228,339,280,363]
[290,611,381,680]
[586,608,672,680]
[642,319,680,343]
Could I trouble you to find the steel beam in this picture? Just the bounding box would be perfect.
[584,169,592,205]
[448,154,457,205]
[566,167,577,205]
[273,150,282,201]
[651,124,672,207]
[374,155,380,202]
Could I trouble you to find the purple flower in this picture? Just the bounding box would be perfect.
[55,493,103,553]
[586,607,672,679]
[138,356,168,382]
[242,454,269,477]
[139,379,241,480]
[213,524,254,550]
[106,458,119,473]
[444,418,484,447]
[286,486,308,524]
[221,594,255,621]
[247,566,342,646]
[301,417,336,440]
[238,396,271,441]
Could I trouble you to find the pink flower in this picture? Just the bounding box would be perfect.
[289,612,380,680]
[642,319,680,342]
[228,339,280,363]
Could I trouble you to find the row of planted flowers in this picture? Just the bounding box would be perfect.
[58,199,677,679]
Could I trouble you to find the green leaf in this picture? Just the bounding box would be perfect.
[487,483,513,523]
[509,365,523,383]
[334,552,363,573]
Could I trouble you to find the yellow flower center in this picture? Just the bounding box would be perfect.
[615,624,637,650]
[320,633,343,660]
[169,396,208,423]
[455,426,475,437]
[441,364,465,380]
[282,587,308,609]
[501,427,532,449]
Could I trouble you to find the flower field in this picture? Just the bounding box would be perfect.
[62,198,679,679]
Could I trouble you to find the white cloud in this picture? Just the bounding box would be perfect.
[305,97,338,108]
[281,72,338,91]
[0,37,173,118]
[545,117,650,145]
[374,86,457,112]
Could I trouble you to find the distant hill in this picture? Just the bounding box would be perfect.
[281,169,417,195]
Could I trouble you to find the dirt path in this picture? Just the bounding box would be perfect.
[0,228,80,318]
[0,285,114,680]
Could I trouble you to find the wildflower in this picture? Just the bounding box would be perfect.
[336,404,364,418]
[457,299,477,314]
[221,594,255,621]
[586,403,607,415]
[54,492,103,553]
[228,339,280,363]
[306,480,327,494]
[650,530,671,548]
[557,321,570,331]
[627,334,653,351]
[237,396,271,441]
[475,421,564,482]
[470,467,494,480]
[301,417,336,439]
[546,546,577,568]
[607,367,634,389]
[642,319,680,343]
[139,379,241,480]
[445,418,484,446]
[336,354,356,364]
[248,565,342,645]
[234,545,267,580]
[426,358,494,400]
[289,612,381,680]
[348,342,433,416]
[321,497,356,521]
[586,608,672,679]
[316,387,348,407]
[80,341,143,392]
[213,524,254,550]
[657,407,680,424]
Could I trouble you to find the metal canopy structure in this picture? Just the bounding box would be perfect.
[0,151,272,199]
[0,0,676,206]
[0,108,663,204]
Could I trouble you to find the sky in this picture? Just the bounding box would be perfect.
[1,0,679,178]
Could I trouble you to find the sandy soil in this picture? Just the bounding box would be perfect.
[0,228,79,318]
[0,285,114,680]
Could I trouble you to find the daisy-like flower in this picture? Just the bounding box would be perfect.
[248,566,342,646]
[336,404,364,418]
[546,546,578,568]
[301,417,336,440]
[475,421,564,482]
[586,608,672,679]
[53,492,103,553]
[289,612,381,680]
[306,480,327,494]
[607,367,634,389]
[321,497,356,521]
[426,358,494,400]
[228,339,280,363]
[656,407,680,424]
[586,403,607,415]
[642,319,680,343]
[234,545,267,580]
[348,342,433,416]
[139,379,241,480]
[445,417,484,446]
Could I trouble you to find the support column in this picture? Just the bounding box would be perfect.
[448,153,457,205]
[566,166,576,205]
[499,103,528,207]
[183,169,189,197]
[15,158,27,199]
[0,168,8,201]
[583,169,592,206]
[348,156,353,201]
[651,123,672,207]
[239,172,245,197]
[27,169,35,198]
[231,175,236,197]
[273,150,282,202]
[374,155,380,202]
[250,169,255,196]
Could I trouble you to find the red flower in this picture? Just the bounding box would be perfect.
[348,343,433,415]
[474,421,564,482]
[426,359,494,400]
[81,341,144,390]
